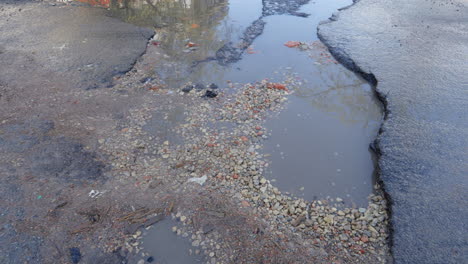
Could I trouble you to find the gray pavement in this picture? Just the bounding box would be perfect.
[318,0,468,263]
[0,1,153,89]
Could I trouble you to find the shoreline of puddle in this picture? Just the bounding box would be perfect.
[95,0,384,206]
[76,0,385,263]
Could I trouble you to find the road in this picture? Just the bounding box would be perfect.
[318,0,468,263]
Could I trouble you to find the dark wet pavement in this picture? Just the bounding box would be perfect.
[318,0,468,263]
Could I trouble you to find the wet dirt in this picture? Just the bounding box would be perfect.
[0,0,388,263]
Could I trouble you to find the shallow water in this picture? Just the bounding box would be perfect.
[78,0,382,205]
[140,219,203,264]
[77,0,382,261]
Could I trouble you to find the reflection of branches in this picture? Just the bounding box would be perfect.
[144,0,158,10]
[196,0,311,66]
[292,63,381,125]
[299,81,366,99]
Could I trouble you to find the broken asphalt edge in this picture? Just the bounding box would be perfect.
[316,1,395,262]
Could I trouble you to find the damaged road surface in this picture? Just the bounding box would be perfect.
[0,0,408,263]
[318,0,468,263]
[0,1,153,90]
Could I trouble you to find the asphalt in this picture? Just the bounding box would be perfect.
[318,0,468,263]
[0,0,153,90]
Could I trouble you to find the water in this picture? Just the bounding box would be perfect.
[77,0,382,261]
[140,219,203,264]
[86,0,382,205]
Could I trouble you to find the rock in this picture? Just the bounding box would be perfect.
[182,84,194,93]
[204,90,218,98]
[137,260,145,264]
[324,215,334,224]
[291,215,305,227]
[194,83,205,90]
[208,83,218,89]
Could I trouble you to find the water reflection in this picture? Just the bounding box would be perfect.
[77,0,384,205]
[295,65,382,126]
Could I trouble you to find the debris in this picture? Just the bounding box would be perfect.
[284,41,302,48]
[140,77,153,84]
[88,189,105,198]
[267,83,288,91]
[186,42,198,48]
[69,247,81,264]
[149,86,162,91]
[188,175,207,185]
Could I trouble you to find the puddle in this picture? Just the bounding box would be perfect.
[78,0,384,258]
[78,0,383,205]
[140,219,204,264]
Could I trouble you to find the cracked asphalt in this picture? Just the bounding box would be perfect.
[318,0,468,263]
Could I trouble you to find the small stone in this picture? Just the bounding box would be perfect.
[336,197,343,202]
[339,234,348,241]
[194,83,205,90]
[180,216,187,222]
[359,208,367,213]
[208,83,218,89]
[182,85,194,93]
[324,215,334,224]
[137,260,145,264]
[291,215,305,227]
[361,236,369,243]
[204,90,218,98]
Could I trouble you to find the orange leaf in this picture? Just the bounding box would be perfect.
[284,41,301,48]
[191,23,200,29]
[186,42,198,47]
[149,86,161,91]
